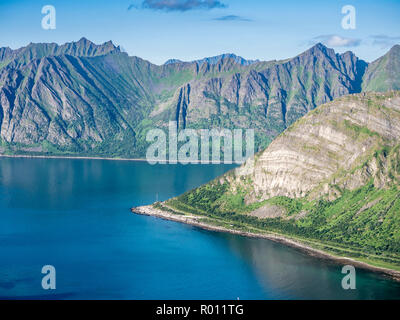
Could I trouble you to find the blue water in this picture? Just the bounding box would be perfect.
[0,158,400,299]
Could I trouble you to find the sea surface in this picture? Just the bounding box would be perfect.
[0,158,399,299]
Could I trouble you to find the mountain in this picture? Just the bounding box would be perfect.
[192,53,259,66]
[164,54,258,66]
[164,59,184,65]
[154,43,367,148]
[161,91,400,269]
[0,40,155,156]
[0,39,398,158]
[362,45,400,92]
[0,37,120,70]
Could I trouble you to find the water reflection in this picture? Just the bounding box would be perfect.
[1,158,399,299]
[207,231,400,299]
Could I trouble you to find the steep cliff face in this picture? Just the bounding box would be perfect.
[175,84,191,128]
[153,43,368,140]
[0,37,120,70]
[171,91,400,213]
[0,43,155,156]
[0,39,398,157]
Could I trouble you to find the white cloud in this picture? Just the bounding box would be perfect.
[370,35,400,48]
[311,35,361,47]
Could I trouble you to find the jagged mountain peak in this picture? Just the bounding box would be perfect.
[0,47,13,61]
[389,44,400,53]
[164,59,184,65]
[194,53,259,66]
[385,44,400,60]
[0,38,121,69]
[311,42,328,51]
[298,42,336,59]
[76,37,92,44]
[54,38,120,56]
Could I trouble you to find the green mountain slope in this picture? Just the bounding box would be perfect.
[151,44,367,145]
[362,45,400,92]
[162,91,400,269]
[0,37,120,70]
[0,51,155,156]
[0,39,399,158]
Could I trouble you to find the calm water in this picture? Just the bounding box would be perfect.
[0,158,399,300]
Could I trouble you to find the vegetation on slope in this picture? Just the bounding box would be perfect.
[4,40,399,158]
[362,45,400,92]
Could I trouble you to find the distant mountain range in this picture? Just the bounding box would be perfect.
[164,53,259,66]
[0,38,399,157]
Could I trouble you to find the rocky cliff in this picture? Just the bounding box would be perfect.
[228,91,400,201]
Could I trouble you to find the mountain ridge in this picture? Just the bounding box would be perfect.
[0,39,399,158]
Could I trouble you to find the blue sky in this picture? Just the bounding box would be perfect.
[0,0,399,64]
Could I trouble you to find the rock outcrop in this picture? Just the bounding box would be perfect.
[228,92,400,201]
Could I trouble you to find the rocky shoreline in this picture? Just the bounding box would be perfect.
[0,154,206,164]
[0,154,149,162]
[132,205,400,282]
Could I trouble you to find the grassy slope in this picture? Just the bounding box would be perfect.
[163,180,400,270]
[362,45,400,92]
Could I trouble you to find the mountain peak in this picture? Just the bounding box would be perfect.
[362,43,400,92]
[0,38,121,70]
[69,38,118,53]
[195,53,259,66]
[164,59,184,65]
[313,42,328,50]
[77,37,91,43]
[296,42,337,61]
[163,53,258,66]
[307,42,331,54]
[389,44,400,54]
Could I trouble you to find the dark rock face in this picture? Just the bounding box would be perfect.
[0,39,398,157]
[161,43,369,138]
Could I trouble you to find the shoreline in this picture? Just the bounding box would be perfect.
[0,154,224,164]
[132,205,400,282]
[0,154,148,162]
